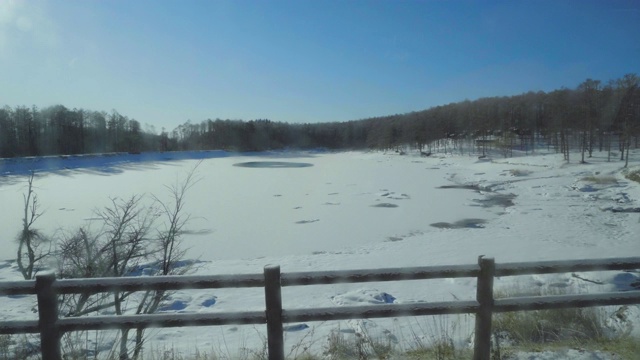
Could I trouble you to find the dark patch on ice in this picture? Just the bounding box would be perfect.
[607,207,640,213]
[323,202,340,205]
[284,324,309,332]
[328,192,339,195]
[293,206,302,209]
[159,300,187,312]
[371,203,398,208]
[385,230,423,242]
[438,184,487,191]
[386,236,403,242]
[296,219,319,224]
[472,194,516,208]
[613,272,640,291]
[201,297,217,307]
[380,191,410,200]
[431,218,487,229]
[273,194,282,197]
[233,161,313,168]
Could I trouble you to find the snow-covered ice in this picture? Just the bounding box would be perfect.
[0,148,638,358]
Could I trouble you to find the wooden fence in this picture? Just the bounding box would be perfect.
[0,256,639,360]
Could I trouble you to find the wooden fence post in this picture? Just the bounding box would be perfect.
[473,256,495,360]
[264,265,284,360]
[36,271,61,360]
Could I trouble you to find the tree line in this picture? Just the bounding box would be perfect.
[2,74,639,160]
[0,106,151,158]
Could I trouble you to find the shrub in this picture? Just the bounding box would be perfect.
[624,169,640,184]
[493,287,607,345]
[323,327,395,360]
[580,175,618,184]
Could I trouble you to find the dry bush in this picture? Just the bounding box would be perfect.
[624,169,640,184]
[581,175,618,184]
[493,287,608,345]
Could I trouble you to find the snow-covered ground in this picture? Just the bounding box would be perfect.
[0,148,639,359]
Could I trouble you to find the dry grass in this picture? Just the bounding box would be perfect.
[493,287,608,345]
[624,169,640,184]
[581,175,618,184]
[491,286,640,360]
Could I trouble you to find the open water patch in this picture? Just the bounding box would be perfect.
[233,161,313,168]
[431,218,487,229]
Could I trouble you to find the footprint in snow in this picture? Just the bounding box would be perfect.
[201,297,217,307]
[158,300,188,312]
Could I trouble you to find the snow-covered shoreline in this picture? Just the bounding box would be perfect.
[1,149,639,358]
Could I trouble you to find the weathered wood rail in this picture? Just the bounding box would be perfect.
[0,256,639,360]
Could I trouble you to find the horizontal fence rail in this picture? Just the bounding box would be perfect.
[494,257,640,276]
[0,256,638,360]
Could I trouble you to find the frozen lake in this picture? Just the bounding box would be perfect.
[0,151,491,261]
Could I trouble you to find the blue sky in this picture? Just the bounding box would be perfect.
[1,0,639,132]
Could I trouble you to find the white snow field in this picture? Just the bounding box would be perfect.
[0,148,639,359]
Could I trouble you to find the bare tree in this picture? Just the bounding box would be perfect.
[56,195,157,359]
[130,162,201,360]
[16,171,50,280]
[55,164,201,359]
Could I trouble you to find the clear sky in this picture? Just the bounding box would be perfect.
[1,0,639,132]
